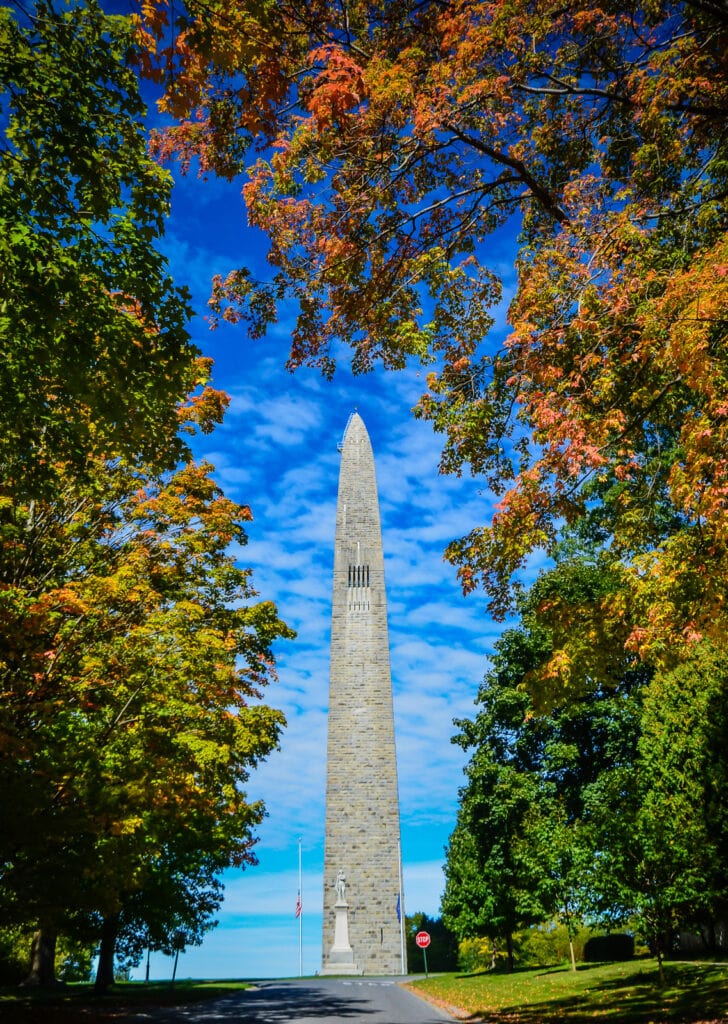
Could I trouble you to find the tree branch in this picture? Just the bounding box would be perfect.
[446,123,569,225]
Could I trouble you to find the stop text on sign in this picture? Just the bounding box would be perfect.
[415,931,431,948]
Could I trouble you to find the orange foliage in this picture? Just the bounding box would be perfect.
[132,0,728,669]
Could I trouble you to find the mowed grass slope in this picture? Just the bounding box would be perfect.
[406,960,728,1023]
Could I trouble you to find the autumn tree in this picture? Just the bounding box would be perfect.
[1,0,199,499]
[443,560,649,967]
[444,553,728,971]
[0,442,291,987]
[1,0,293,988]
[135,0,728,681]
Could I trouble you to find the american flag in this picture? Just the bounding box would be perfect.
[295,891,302,918]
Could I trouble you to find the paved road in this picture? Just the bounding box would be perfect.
[131,978,456,1024]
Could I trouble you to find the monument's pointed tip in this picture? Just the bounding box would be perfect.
[338,411,363,452]
[341,410,368,442]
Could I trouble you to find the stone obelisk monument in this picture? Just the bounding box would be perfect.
[321,413,406,976]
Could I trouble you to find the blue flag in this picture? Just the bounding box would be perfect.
[396,893,401,922]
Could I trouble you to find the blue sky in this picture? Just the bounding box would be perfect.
[132,129,527,981]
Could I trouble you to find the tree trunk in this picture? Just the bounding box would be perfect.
[94,915,119,993]
[21,926,58,988]
[656,945,665,986]
[564,909,577,971]
[171,947,180,986]
[707,919,717,955]
[505,932,515,972]
[652,924,666,986]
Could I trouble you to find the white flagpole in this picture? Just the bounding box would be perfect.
[398,839,406,975]
[298,836,303,977]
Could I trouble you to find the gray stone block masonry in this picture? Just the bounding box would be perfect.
[321,413,407,976]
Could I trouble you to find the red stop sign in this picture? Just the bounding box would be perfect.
[415,930,431,948]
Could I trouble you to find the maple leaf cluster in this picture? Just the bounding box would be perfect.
[138,0,728,683]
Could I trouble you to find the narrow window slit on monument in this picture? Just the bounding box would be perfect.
[348,564,371,588]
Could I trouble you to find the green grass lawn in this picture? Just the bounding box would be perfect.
[406,959,728,1023]
[3,962,727,1023]
[0,979,251,1022]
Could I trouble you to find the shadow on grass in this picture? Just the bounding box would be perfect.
[457,965,558,980]
[470,963,728,1023]
[535,960,639,977]
[0,979,251,1023]
[0,980,380,1024]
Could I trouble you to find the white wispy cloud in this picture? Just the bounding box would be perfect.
[188,361,498,910]
[155,166,518,976]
